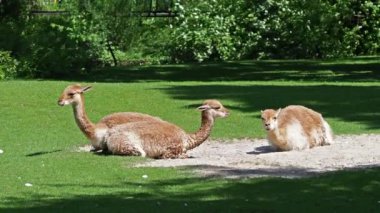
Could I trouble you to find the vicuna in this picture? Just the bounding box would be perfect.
[105,99,229,158]
[58,84,229,158]
[58,84,169,152]
[260,105,333,151]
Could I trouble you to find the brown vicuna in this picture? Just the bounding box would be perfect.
[58,84,229,158]
[105,99,229,159]
[260,105,333,151]
[58,84,164,151]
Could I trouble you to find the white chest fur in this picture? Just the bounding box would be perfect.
[92,128,108,148]
[285,121,309,150]
[123,131,146,157]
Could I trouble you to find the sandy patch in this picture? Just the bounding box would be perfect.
[135,134,380,178]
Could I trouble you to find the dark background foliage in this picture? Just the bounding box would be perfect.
[0,0,378,78]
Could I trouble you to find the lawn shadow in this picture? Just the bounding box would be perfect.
[55,57,380,83]
[1,168,379,212]
[246,145,275,155]
[181,165,320,178]
[25,149,62,157]
[159,84,380,130]
[180,164,380,179]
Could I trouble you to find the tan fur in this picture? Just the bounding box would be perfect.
[58,85,229,158]
[261,105,333,151]
[106,121,187,158]
[58,84,166,150]
[98,112,163,129]
[105,99,229,159]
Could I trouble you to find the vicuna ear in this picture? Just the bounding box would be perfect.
[81,86,92,93]
[197,104,211,111]
[275,108,282,117]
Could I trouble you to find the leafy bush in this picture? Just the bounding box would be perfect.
[170,0,242,62]
[0,0,102,77]
[19,17,103,77]
[169,0,380,62]
[1,0,379,77]
[0,51,18,80]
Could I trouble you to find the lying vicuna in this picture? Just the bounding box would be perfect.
[260,105,333,151]
[105,99,229,158]
[58,84,164,151]
[58,84,229,158]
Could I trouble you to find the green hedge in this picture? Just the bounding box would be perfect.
[0,0,379,77]
[169,0,380,61]
[0,51,18,80]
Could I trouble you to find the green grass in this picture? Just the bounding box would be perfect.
[0,57,379,212]
[2,168,380,212]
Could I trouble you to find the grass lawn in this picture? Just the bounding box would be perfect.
[0,57,379,212]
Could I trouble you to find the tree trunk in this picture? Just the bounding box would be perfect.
[107,40,118,66]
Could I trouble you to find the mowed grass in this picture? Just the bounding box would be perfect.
[0,57,380,212]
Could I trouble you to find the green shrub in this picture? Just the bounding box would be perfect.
[20,16,104,77]
[170,0,243,62]
[168,0,380,62]
[0,51,18,80]
[0,1,104,78]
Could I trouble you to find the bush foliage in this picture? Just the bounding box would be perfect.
[0,51,18,80]
[0,0,378,77]
[170,0,379,61]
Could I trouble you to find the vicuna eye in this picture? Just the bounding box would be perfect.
[68,93,75,96]
[273,117,277,120]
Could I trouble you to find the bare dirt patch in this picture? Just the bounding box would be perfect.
[136,134,380,178]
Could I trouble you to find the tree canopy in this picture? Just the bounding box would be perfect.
[0,0,379,79]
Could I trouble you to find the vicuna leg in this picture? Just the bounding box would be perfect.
[322,120,334,145]
[106,136,143,156]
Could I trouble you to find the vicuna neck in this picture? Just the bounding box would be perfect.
[186,111,214,150]
[72,96,96,140]
[268,127,283,141]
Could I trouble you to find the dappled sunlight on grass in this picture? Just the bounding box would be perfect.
[0,58,379,212]
[158,83,380,133]
[1,169,380,212]
[53,56,380,83]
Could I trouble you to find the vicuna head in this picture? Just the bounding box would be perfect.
[58,84,92,106]
[197,99,229,118]
[261,108,281,131]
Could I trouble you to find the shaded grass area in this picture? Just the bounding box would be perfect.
[158,82,380,133]
[2,168,380,212]
[59,56,380,82]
